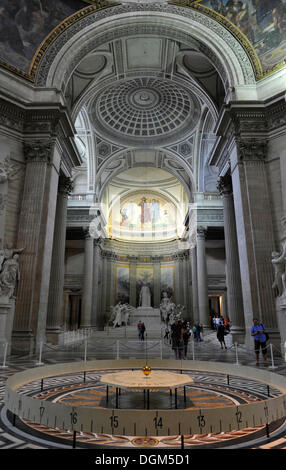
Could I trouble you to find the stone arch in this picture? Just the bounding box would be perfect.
[33,4,256,90]
[93,147,195,203]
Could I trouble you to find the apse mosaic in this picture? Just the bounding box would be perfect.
[108,194,179,242]
[198,0,286,72]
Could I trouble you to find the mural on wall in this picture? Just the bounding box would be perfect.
[115,265,130,304]
[109,193,179,241]
[136,266,154,308]
[160,265,175,301]
[199,0,286,72]
[0,0,88,72]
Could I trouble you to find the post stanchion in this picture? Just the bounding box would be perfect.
[116,340,119,360]
[84,339,87,362]
[268,343,278,370]
[0,343,8,369]
[160,339,163,360]
[192,338,195,361]
[36,341,44,366]
[234,342,239,366]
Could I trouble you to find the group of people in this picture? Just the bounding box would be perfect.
[168,316,193,360]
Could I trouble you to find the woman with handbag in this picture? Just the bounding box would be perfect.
[251,318,268,366]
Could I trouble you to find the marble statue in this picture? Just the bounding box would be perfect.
[160,291,174,322]
[0,252,21,299]
[113,302,123,328]
[139,282,151,307]
[272,243,286,297]
[111,302,134,327]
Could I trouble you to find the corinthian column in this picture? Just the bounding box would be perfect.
[196,227,209,328]
[190,247,199,323]
[46,175,73,343]
[81,229,94,328]
[230,138,280,348]
[13,141,59,353]
[218,174,245,343]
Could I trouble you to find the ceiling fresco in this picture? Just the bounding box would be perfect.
[194,0,286,75]
[0,0,285,81]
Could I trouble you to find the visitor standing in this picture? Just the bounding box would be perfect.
[182,321,191,359]
[217,321,227,349]
[140,322,146,341]
[251,318,268,365]
[137,320,142,339]
[171,316,183,359]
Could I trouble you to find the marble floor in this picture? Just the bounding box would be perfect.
[0,329,285,450]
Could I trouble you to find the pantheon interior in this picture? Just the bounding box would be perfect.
[1,0,286,355]
[0,0,286,452]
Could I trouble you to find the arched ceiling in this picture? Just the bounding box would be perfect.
[0,0,284,83]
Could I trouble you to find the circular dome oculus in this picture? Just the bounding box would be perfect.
[89,77,201,146]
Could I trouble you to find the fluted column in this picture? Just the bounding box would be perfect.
[191,247,199,323]
[12,141,59,353]
[196,227,209,328]
[46,175,73,343]
[153,256,161,308]
[218,174,245,343]
[129,256,137,307]
[81,229,94,328]
[91,239,102,329]
[100,252,108,324]
[230,139,280,347]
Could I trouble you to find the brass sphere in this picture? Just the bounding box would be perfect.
[142,364,151,376]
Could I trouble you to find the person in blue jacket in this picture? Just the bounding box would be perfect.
[251,318,268,366]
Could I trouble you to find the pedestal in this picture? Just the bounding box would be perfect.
[132,307,161,328]
[0,297,15,357]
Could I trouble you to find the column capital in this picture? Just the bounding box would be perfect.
[24,140,54,163]
[197,226,207,239]
[58,175,73,196]
[217,173,232,195]
[236,138,268,162]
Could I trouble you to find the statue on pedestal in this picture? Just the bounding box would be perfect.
[139,281,151,307]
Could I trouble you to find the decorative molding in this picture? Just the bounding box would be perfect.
[35,3,255,88]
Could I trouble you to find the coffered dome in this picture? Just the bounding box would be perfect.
[89,77,201,146]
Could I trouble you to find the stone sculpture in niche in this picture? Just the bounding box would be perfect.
[0,247,24,300]
[271,241,286,297]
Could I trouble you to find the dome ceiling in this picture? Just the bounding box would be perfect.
[88,77,201,146]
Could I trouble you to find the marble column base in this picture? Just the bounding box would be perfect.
[0,297,15,356]
[11,330,35,355]
[46,327,63,345]
[229,326,245,345]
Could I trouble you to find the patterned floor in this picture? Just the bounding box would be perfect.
[0,331,285,450]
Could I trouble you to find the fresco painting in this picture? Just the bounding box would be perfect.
[0,0,87,72]
[115,265,130,304]
[200,0,286,71]
[109,194,178,241]
[160,265,175,301]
